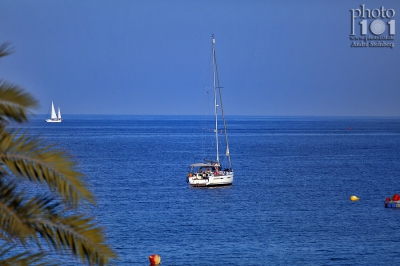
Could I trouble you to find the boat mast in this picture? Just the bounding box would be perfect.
[213,37,232,170]
[212,35,219,164]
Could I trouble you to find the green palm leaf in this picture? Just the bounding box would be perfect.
[33,214,117,265]
[0,179,117,265]
[0,81,39,124]
[0,127,94,207]
[0,180,37,243]
[0,243,57,266]
[0,42,13,58]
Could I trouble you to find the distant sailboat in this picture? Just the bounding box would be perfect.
[46,101,62,123]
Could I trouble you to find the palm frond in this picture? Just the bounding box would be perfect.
[0,81,39,123]
[0,42,13,58]
[0,182,117,265]
[0,243,51,266]
[0,128,94,207]
[32,213,117,265]
[0,180,36,243]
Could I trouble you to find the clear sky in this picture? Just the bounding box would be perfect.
[0,0,399,116]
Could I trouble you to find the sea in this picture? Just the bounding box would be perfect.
[27,115,400,265]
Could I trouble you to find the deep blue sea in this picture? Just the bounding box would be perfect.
[28,115,400,265]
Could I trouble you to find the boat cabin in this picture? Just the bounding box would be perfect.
[189,162,225,178]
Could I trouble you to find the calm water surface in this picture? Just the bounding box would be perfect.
[29,115,400,265]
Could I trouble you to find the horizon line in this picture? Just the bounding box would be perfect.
[34,114,400,118]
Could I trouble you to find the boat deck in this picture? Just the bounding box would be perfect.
[385,200,400,208]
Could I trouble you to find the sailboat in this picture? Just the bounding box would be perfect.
[46,101,62,123]
[187,35,234,187]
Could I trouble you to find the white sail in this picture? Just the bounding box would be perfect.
[58,107,61,119]
[50,101,57,119]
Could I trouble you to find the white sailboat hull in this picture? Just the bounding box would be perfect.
[188,172,234,187]
[46,119,62,123]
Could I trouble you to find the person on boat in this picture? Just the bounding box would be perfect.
[213,164,219,176]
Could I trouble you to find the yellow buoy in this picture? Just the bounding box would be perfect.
[350,195,359,201]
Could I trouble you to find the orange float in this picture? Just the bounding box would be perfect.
[149,254,161,265]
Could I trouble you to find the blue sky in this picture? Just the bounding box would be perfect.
[0,0,399,116]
